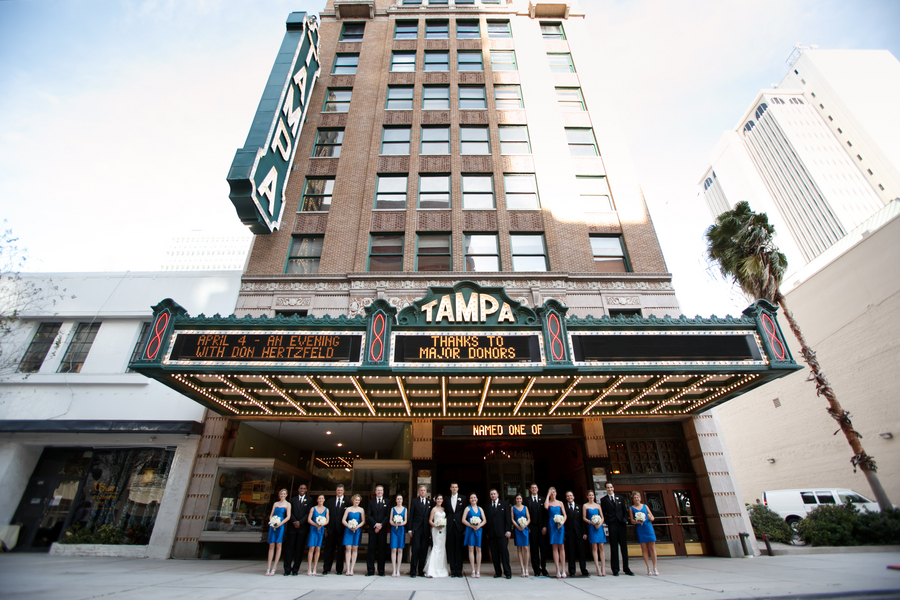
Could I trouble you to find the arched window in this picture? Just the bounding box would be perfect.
[744,120,756,132]
[704,178,713,191]
[755,103,768,119]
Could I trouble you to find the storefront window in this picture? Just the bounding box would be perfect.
[205,459,304,534]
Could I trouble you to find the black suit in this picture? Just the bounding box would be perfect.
[600,492,631,574]
[563,502,589,576]
[524,494,547,575]
[366,496,390,575]
[283,494,310,574]
[445,494,466,576]
[408,496,431,576]
[486,499,512,577]
[322,495,347,574]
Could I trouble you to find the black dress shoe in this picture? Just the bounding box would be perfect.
[291,572,298,576]
[410,574,416,578]
[366,573,375,577]
[418,572,425,577]
[542,570,550,577]
[582,572,590,577]
[378,572,386,577]
[505,574,511,579]
[613,572,619,576]
[283,572,290,576]
[494,574,502,578]
[624,570,635,576]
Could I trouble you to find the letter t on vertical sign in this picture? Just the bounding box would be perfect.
[363,300,397,367]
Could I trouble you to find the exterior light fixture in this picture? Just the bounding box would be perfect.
[879,432,893,439]
[766,458,776,464]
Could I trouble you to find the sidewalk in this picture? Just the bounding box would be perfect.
[1,552,898,600]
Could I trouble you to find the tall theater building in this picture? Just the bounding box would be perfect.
[131,0,801,560]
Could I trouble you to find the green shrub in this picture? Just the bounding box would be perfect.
[747,503,793,544]
[797,504,859,546]
[855,508,900,546]
[58,523,127,545]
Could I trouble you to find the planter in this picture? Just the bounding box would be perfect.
[49,543,148,558]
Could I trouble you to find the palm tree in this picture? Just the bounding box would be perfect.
[706,201,891,511]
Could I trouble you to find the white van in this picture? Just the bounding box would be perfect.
[762,488,880,530]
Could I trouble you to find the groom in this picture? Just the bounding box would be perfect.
[408,485,431,578]
[445,482,466,577]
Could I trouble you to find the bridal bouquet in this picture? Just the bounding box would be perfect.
[347,519,359,530]
[392,514,404,525]
[590,515,602,527]
[469,516,481,527]
[634,511,646,524]
[517,516,528,529]
[435,516,447,528]
[316,515,327,527]
[269,515,282,528]
[553,514,564,529]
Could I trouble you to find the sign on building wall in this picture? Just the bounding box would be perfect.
[227,12,321,234]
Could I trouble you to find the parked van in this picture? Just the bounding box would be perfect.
[762,489,880,531]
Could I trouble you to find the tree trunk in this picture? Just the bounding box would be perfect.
[776,295,893,511]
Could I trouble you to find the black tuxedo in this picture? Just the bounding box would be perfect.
[486,499,512,577]
[322,495,348,574]
[408,496,431,576]
[283,494,310,574]
[600,492,631,574]
[524,494,548,574]
[366,496,390,575]
[445,494,466,576]
[563,502,589,576]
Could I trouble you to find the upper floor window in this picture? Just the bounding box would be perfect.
[424,51,450,72]
[423,85,450,110]
[332,54,359,75]
[499,125,530,155]
[419,174,451,209]
[417,234,451,272]
[540,22,565,39]
[340,23,365,42]
[127,322,151,372]
[487,20,511,38]
[548,52,575,73]
[312,129,343,157]
[375,175,408,210]
[425,20,449,39]
[590,236,629,272]
[457,20,480,39]
[323,88,352,113]
[381,126,412,155]
[421,126,450,154]
[395,20,418,40]
[459,85,487,109]
[368,234,404,272]
[464,234,500,271]
[503,173,539,209]
[391,51,417,72]
[510,234,548,272]
[300,178,334,212]
[460,125,490,154]
[577,176,613,211]
[386,86,414,110]
[17,322,61,373]
[455,0,475,4]
[565,128,598,156]
[58,323,101,373]
[556,87,585,111]
[402,0,422,4]
[755,103,768,119]
[286,236,323,274]
[490,50,517,71]
[494,85,523,109]
[462,174,494,209]
[458,50,484,71]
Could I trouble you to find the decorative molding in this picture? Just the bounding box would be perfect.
[274,297,311,307]
[606,296,640,306]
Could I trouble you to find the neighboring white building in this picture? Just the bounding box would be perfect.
[0,271,241,556]
[160,232,252,272]
[701,48,900,275]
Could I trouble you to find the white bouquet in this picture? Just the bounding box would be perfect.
[392,514,404,526]
[269,515,282,528]
[634,511,646,524]
[435,516,447,528]
[590,515,602,527]
[316,515,327,527]
[347,519,359,530]
[553,514,564,529]
[469,516,482,527]
[517,516,528,529]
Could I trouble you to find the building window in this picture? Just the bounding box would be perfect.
[503,173,540,209]
[566,128,598,156]
[556,87,585,111]
[541,22,565,39]
[462,174,494,209]
[419,174,451,209]
[323,88,352,113]
[421,126,450,154]
[487,20,511,38]
[374,175,408,210]
[494,85,523,109]
[499,125,530,155]
[867,168,873,175]
[456,20,479,38]
[464,234,500,271]
[460,125,490,155]
[590,236,628,272]
[459,85,487,109]
[425,20,449,39]
[490,50,517,71]
[275,309,308,318]
[577,176,613,211]
[403,0,422,4]
[312,129,343,157]
[17,322,61,373]
[381,126,412,155]
[878,183,885,191]
[369,234,404,271]
[857,154,863,161]
[286,236,323,274]
[58,323,101,373]
[457,50,484,71]
[127,322,151,372]
[394,20,418,39]
[417,234,451,271]
[386,86,414,110]
[424,51,450,72]
[547,52,575,73]
[391,51,416,72]
[423,85,450,110]
[455,0,474,4]
[837,128,843,134]
[429,0,449,5]
[300,178,334,212]
[340,23,365,42]
[332,53,359,75]
[846,140,852,147]
[510,234,548,272]
[609,309,640,318]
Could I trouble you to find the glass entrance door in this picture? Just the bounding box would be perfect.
[620,483,708,556]
[12,476,83,551]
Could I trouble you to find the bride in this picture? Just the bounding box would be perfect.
[424,494,450,578]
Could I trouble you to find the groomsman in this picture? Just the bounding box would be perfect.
[601,482,634,576]
[283,484,310,576]
[446,482,466,578]
[525,483,549,577]
[486,489,512,578]
[408,485,431,577]
[563,491,589,577]
[322,484,347,575]
[366,485,390,576]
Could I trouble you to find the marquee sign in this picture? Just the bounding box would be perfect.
[166,331,363,366]
[391,331,543,367]
[442,423,574,437]
[227,12,321,234]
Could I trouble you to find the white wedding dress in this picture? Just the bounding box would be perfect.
[424,510,449,578]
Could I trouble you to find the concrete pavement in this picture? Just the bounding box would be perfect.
[1,552,899,599]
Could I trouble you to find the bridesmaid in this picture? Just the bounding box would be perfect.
[582,490,607,576]
[265,489,291,576]
[511,493,531,577]
[544,487,567,578]
[341,494,365,576]
[390,495,407,577]
[462,492,484,578]
[306,495,329,575]
[629,491,658,576]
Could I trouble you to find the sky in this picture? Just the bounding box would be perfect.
[1,0,899,317]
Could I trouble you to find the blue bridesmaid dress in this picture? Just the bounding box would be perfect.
[585,507,607,543]
[307,506,327,547]
[631,505,656,543]
[390,507,406,549]
[268,505,287,543]
[464,506,483,547]
[548,505,565,545]
[513,506,529,547]
[343,510,363,546]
